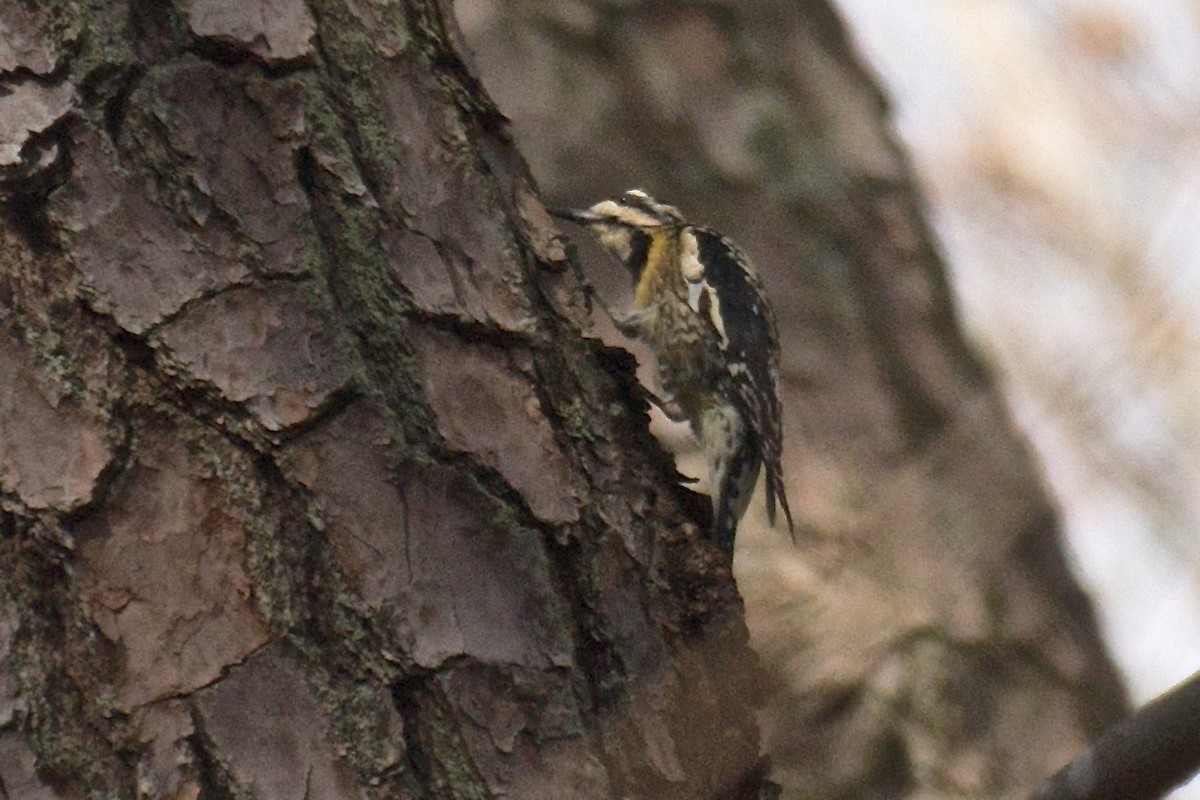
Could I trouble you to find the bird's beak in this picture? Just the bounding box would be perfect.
[548,207,598,225]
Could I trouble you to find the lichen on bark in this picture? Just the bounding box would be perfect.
[0,0,773,798]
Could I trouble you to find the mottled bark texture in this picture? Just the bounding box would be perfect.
[459,1,1131,797]
[0,1,773,798]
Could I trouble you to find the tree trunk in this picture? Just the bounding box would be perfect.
[0,2,771,798]
[460,1,1131,797]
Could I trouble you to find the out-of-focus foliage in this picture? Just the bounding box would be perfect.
[835,0,1200,725]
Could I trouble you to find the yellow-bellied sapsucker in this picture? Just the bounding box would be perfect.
[552,189,793,552]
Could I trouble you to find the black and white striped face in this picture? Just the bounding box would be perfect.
[587,189,684,228]
[550,189,683,274]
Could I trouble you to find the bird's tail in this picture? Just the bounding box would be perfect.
[762,435,794,539]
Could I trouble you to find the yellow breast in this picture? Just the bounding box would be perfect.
[633,232,683,309]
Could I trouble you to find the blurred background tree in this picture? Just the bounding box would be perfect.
[458,0,1193,796]
[834,0,1200,719]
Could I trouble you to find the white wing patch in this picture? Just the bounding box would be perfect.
[704,284,729,347]
[680,228,705,282]
[680,228,729,347]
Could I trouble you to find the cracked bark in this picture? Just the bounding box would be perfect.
[0,1,768,798]
[0,1,1129,799]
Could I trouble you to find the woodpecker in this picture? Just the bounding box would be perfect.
[551,189,793,552]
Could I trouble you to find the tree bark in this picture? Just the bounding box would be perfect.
[460,1,1131,797]
[0,1,772,798]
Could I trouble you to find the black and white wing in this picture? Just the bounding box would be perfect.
[684,226,794,534]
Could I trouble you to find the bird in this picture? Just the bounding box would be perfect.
[551,189,793,552]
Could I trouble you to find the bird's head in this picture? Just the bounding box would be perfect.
[550,189,684,274]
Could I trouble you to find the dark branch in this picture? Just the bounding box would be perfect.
[1031,669,1200,800]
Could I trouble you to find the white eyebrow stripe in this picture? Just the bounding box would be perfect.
[588,200,662,228]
